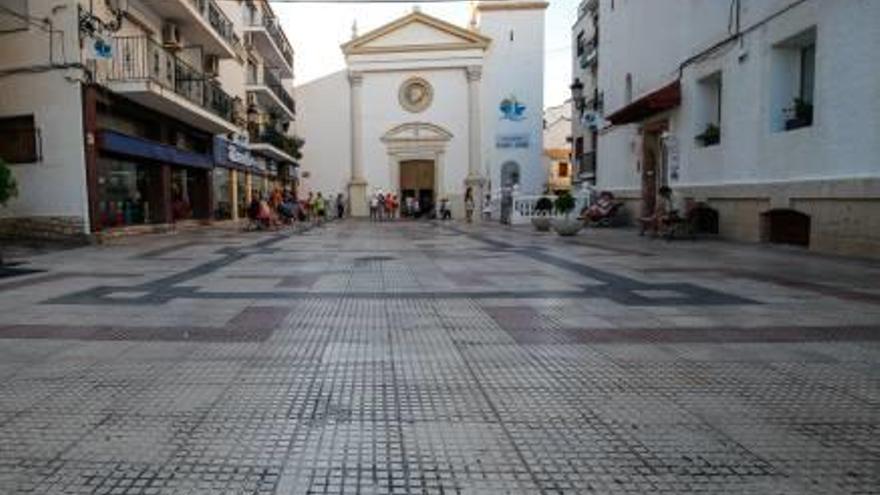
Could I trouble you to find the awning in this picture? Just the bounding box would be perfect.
[100,130,212,169]
[606,80,681,126]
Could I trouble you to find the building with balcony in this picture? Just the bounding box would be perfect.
[595,0,880,259]
[0,0,299,240]
[570,0,601,186]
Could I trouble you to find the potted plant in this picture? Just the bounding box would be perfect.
[531,196,554,232]
[695,123,720,147]
[551,191,582,236]
[784,97,813,131]
[0,158,18,266]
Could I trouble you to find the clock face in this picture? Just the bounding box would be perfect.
[399,78,433,113]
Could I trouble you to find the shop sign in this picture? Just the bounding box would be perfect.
[228,134,257,168]
[496,133,530,149]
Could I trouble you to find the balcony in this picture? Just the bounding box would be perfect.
[246,66,296,120]
[148,0,241,58]
[244,13,294,77]
[248,127,299,164]
[579,40,598,69]
[105,37,239,134]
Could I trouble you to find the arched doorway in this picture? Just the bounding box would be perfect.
[500,161,521,189]
[381,123,453,217]
[761,209,811,247]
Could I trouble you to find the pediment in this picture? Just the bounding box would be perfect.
[381,122,453,142]
[342,11,490,55]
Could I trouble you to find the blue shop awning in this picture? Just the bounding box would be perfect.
[99,130,213,169]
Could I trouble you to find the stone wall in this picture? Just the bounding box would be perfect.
[604,178,880,260]
[0,216,90,244]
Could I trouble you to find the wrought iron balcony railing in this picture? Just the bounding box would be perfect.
[109,36,235,124]
[260,66,296,115]
[246,15,294,68]
[187,0,239,50]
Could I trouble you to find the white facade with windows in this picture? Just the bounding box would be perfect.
[295,3,547,218]
[596,0,880,258]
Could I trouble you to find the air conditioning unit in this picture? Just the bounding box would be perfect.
[162,23,181,49]
[203,55,220,77]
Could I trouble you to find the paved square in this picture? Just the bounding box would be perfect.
[0,221,878,494]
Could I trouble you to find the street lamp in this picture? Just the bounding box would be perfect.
[570,78,585,114]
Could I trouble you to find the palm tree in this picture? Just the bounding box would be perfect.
[0,158,18,267]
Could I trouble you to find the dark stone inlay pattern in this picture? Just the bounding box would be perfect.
[0,306,290,343]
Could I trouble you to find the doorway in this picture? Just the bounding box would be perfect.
[641,124,666,217]
[399,159,435,216]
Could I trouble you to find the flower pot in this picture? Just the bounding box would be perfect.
[531,217,552,232]
[551,217,583,236]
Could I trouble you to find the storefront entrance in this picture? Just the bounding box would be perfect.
[399,159,435,216]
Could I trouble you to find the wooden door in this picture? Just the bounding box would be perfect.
[400,160,435,204]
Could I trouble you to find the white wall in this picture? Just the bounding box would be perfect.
[0,0,89,227]
[479,6,546,194]
[360,68,470,196]
[597,0,880,192]
[294,70,351,197]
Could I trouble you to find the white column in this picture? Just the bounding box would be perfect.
[465,65,486,218]
[348,71,368,216]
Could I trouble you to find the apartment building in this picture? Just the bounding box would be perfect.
[595,0,879,258]
[0,0,298,240]
[569,0,600,186]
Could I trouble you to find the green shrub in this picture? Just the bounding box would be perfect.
[535,197,553,216]
[554,192,576,216]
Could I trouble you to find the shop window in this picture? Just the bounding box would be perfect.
[695,72,722,147]
[0,115,40,163]
[236,171,248,219]
[770,27,816,132]
[213,168,233,220]
[97,158,158,228]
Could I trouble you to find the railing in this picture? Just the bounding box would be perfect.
[187,0,239,50]
[0,128,41,164]
[246,15,294,68]
[109,36,235,123]
[580,40,598,69]
[487,188,596,225]
[262,66,296,115]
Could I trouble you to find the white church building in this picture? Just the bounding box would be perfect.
[295,2,547,217]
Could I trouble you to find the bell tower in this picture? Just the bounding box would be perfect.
[476,2,548,195]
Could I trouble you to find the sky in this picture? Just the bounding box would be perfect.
[274,0,579,108]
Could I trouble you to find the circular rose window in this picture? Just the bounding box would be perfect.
[399,77,434,113]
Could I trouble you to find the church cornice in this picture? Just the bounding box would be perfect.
[342,11,491,56]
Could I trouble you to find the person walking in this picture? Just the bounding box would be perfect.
[336,193,345,219]
[385,193,395,221]
[464,187,476,223]
[314,192,326,225]
[370,193,379,221]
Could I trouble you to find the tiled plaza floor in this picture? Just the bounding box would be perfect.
[0,220,878,494]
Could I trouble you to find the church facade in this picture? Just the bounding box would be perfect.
[295,2,547,217]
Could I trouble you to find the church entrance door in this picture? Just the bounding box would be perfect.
[399,159,435,217]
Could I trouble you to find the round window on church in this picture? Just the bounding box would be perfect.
[399,77,434,113]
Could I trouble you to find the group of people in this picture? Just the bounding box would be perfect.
[247,190,346,230]
[369,192,400,221]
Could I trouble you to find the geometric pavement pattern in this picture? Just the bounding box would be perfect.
[0,220,878,494]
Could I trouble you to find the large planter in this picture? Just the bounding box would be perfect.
[551,217,583,236]
[531,217,552,232]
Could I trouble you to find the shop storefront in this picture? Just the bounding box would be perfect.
[96,130,214,230]
[214,135,258,221]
